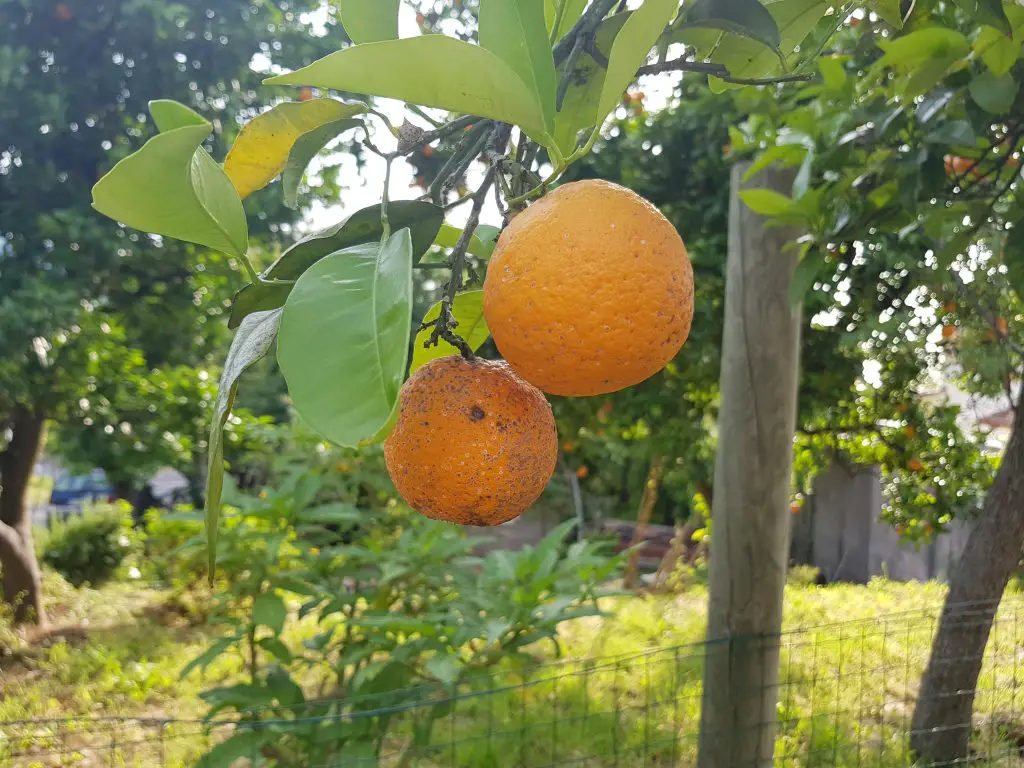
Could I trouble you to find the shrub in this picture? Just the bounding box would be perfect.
[40,504,140,587]
[143,508,206,587]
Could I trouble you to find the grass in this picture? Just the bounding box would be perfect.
[2,575,1023,766]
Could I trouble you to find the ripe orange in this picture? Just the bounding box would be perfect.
[908,458,924,473]
[298,87,314,102]
[997,317,1009,338]
[944,300,956,313]
[942,324,956,340]
[576,466,589,479]
[483,180,694,396]
[383,356,557,526]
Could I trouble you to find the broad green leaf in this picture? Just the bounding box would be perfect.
[597,0,679,128]
[974,27,1020,77]
[876,27,970,71]
[339,0,399,43]
[149,99,207,131]
[682,0,829,90]
[969,71,1017,114]
[475,224,502,251]
[789,251,825,306]
[224,99,365,199]
[739,188,797,216]
[253,592,287,634]
[196,731,266,768]
[92,103,248,258]
[205,308,282,574]
[410,291,490,373]
[282,118,362,209]
[954,0,1011,37]
[426,654,461,685]
[431,223,490,258]
[180,636,235,679]
[229,201,443,328]
[545,0,587,40]
[480,0,557,135]
[872,0,911,28]
[277,229,413,447]
[264,36,550,143]
[297,502,364,525]
[681,0,781,50]
[552,12,631,155]
[1004,225,1024,299]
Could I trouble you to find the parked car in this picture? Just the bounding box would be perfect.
[49,469,115,509]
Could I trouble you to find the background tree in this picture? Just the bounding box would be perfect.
[0,0,342,623]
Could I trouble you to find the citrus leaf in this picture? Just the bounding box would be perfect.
[597,0,679,129]
[224,99,366,199]
[974,27,1020,77]
[953,0,1012,37]
[277,229,413,447]
[545,0,587,40]
[739,188,797,216]
[410,291,490,373]
[338,0,399,43]
[552,12,631,155]
[282,118,363,209]
[149,99,207,131]
[229,201,443,328]
[196,731,266,768]
[1003,225,1024,300]
[431,223,490,258]
[91,101,247,258]
[681,0,781,50]
[480,0,557,135]
[264,36,550,143]
[969,71,1017,114]
[206,308,282,575]
[872,0,912,28]
[876,27,970,71]
[253,592,287,634]
[788,250,825,306]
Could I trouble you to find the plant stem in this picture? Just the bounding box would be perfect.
[550,0,569,45]
[239,253,260,283]
[381,156,393,239]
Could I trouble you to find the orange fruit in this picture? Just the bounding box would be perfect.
[908,458,924,473]
[904,425,916,438]
[576,466,589,479]
[383,356,557,526]
[942,324,956,340]
[483,180,693,396]
[298,87,314,102]
[944,300,956,313]
[54,3,73,20]
[997,317,1009,337]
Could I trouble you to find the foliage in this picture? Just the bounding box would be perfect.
[38,504,141,587]
[85,0,846,555]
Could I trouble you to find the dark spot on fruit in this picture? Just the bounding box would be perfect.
[469,405,486,421]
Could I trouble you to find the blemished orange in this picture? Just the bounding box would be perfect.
[383,356,557,526]
[483,179,694,396]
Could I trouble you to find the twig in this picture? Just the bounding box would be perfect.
[552,0,619,64]
[427,166,498,358]
[557,34,587,111]
[429,121,493,205]
[636,58,815,85]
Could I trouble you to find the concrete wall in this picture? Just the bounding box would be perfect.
[791,462,970,584]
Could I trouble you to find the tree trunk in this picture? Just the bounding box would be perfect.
[0,408,47,625]
[697,164,802,768]
[910,385,1024,763]
[624,455,665,590]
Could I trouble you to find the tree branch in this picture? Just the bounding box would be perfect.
[636,58,815,85]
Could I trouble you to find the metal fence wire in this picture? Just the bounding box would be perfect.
[2,598,1024,767]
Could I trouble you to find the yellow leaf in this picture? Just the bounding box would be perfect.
[224,99,364,198]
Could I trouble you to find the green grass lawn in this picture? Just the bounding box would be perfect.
[2,574,1022,766]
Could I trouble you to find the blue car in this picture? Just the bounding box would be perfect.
[49,469,115,508]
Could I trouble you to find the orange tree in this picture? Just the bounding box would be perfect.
[90,0,869,563]
[731,6,1024,761]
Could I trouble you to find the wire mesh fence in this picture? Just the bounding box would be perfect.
[2,597,1024,767]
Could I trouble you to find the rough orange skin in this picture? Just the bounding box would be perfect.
[483,179,694,396]
[383,356,557,526]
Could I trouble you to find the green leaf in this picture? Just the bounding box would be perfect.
[431,223,490,258]
[597,0,679,130]
[969,71,1017,114]
[974,26,1020,77]
[224,99,366,199]
[1003,224,1024,299]
[739,188,797,216]
[681,0,781,50]
[253,592,287,634]
[545,0,587,40]
[338,0,399,43]
[480,0,557,136]
[411,291,490,373]
[180,636,235,679]
[229,201,443,329]
[91,102,248,258]
[264,36,551,143]
[789,251,825,306]
[205,308,282,574]
[954,0,1012,37]
[277,229,413,447]
[267,667,305,706]
[552,12,631,155]
[259,637,294,663]
[425,654,461,685]
[872,0,911,27]
[149,99,207,131]
[196,730,266,768]
[297,502,364,525]
[876,28,970,71]
[282,118,363,209]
